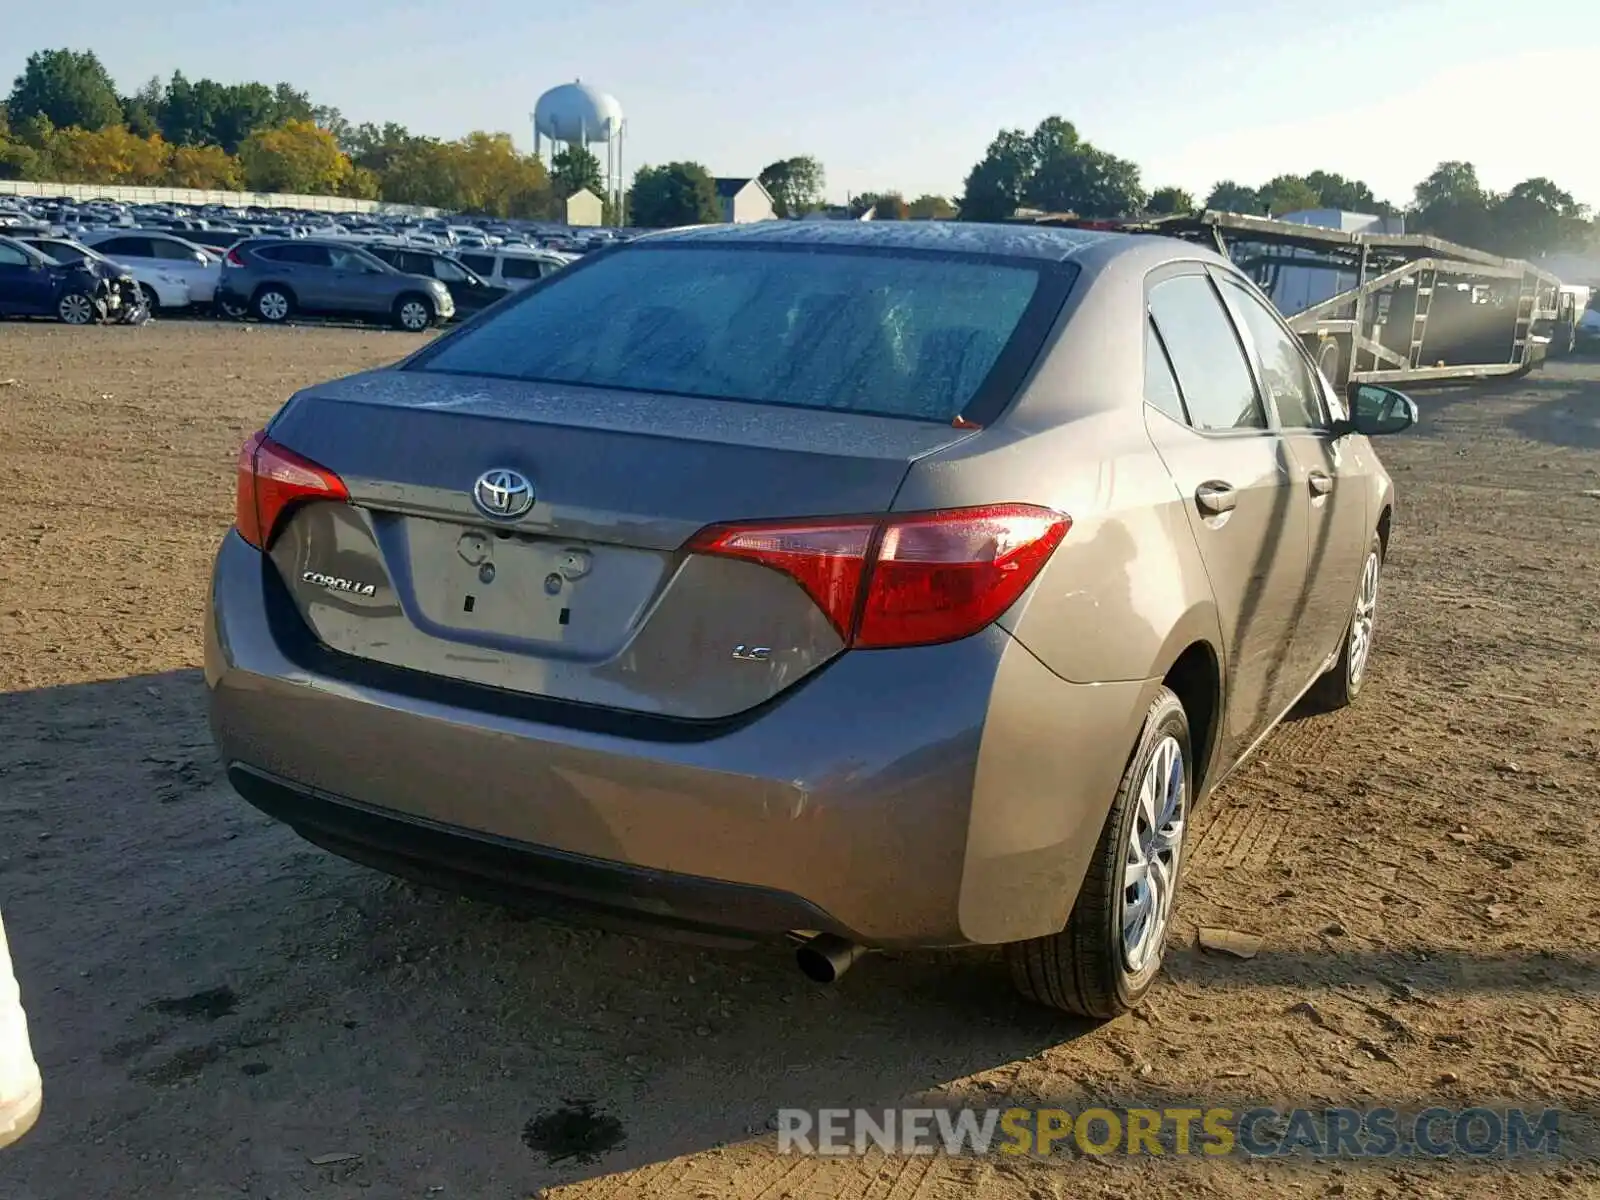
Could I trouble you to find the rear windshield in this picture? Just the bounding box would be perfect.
[411,244,1060,422]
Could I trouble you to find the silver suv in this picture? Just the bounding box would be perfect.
[217,238,454,331]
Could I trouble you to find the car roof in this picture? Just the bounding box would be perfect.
[642,219,1119,262]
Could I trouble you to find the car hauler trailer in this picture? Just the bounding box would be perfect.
[1021,209,1567,388]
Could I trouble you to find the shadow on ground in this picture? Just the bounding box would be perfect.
[1404,361,1600,451]
[1,670,1595,1196]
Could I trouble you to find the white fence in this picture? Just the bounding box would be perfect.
[0,179,440,217]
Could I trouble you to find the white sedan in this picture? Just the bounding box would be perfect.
[76,230,220,305]
[20,236,192,311]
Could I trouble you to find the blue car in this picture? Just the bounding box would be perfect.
[0,234,143,324]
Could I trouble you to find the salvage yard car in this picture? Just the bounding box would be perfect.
[206,222,1415,1017]
[0,234,143,324]
[19,235,193,313]
[216,238,455,330]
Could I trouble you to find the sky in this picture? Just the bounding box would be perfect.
[7,0,1600,210]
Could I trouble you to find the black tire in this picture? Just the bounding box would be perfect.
[393,293,435,332]
[1303,533,1383,713]
[138,284,160,313]
[253,286,294,324]
[57,291,98,326]
[1004,686,1193,1018]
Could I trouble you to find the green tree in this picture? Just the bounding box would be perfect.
[7,48,123,132]
[238,119,354,194]
[1302,170,1379,212]
[907,194,956,220]
[1204,180,1263,214]
[959,128,1036,221]
[959,117,1143,221]
[1489,178,1589,257]
[1409,160,1495,248]
[758,154,825,217]
[313,105,353,152]
[1259,174,1322,215]
[1145,186,1195,215]
[629,161,721,227]
[867,192,909,220]
[0,137,41,181]
[551,144,603,199]
[348,121,417,174]
[120,76,164,139]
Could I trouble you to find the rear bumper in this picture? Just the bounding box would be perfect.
[207,531,1155,948]
[229,764,845,947]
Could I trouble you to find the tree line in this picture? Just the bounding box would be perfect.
[0,49,604,218]
[4,48,1595,258]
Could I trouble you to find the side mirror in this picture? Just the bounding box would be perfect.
[1335,383,1418,437]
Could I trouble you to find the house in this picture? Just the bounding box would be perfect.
[714,177,776,224]
[564,187,603,227]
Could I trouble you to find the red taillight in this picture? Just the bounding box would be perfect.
[234,430,349,550]
[223,248,245,267]
[686,504,1069,649]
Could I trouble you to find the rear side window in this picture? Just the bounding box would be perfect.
[1148,274,1265,432]
[414,245,1055,422]
[501,256,544,280]
[1143,319,1187,424]
[459,253,495,275]
[151,239,198,262]
[98,236,154,258]
[261,243,331,267]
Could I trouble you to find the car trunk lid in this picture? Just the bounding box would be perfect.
[261,369,979,720]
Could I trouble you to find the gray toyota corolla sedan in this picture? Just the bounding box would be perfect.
[207,221,1415,1017]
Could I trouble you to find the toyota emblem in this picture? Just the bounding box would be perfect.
[472,468,534,520]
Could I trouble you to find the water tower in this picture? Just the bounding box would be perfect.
[532,81,626,224]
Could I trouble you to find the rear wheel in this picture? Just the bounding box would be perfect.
[394,294,435,332]
[1303,534,1383,713]
[1005,686,1191,1017]
[138,283,160,313]
[57,291,97,326]
[254,287,293,324]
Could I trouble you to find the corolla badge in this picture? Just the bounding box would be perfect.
[473,468,535,519]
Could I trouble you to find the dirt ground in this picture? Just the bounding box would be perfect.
[0,321,1597,1200]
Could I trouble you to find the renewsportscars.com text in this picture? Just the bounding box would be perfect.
[775,1106,1562,1159]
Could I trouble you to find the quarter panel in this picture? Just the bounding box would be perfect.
[960,642,1159,944]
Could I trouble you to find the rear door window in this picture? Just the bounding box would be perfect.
[97,236,155,258]
[413,243,1063,422]
[459,253,496,276]
[271,243,333,267]
[501,256,544,281]
[151,239,200,262]
[1148,274,1266,432]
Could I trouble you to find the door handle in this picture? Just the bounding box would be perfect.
[1195,481,1237,515]
[1309,471,1333,496]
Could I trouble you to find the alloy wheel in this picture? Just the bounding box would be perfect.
[1120,734,1187,975]
[58,294,94,325]
[1348,551,1380,687]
